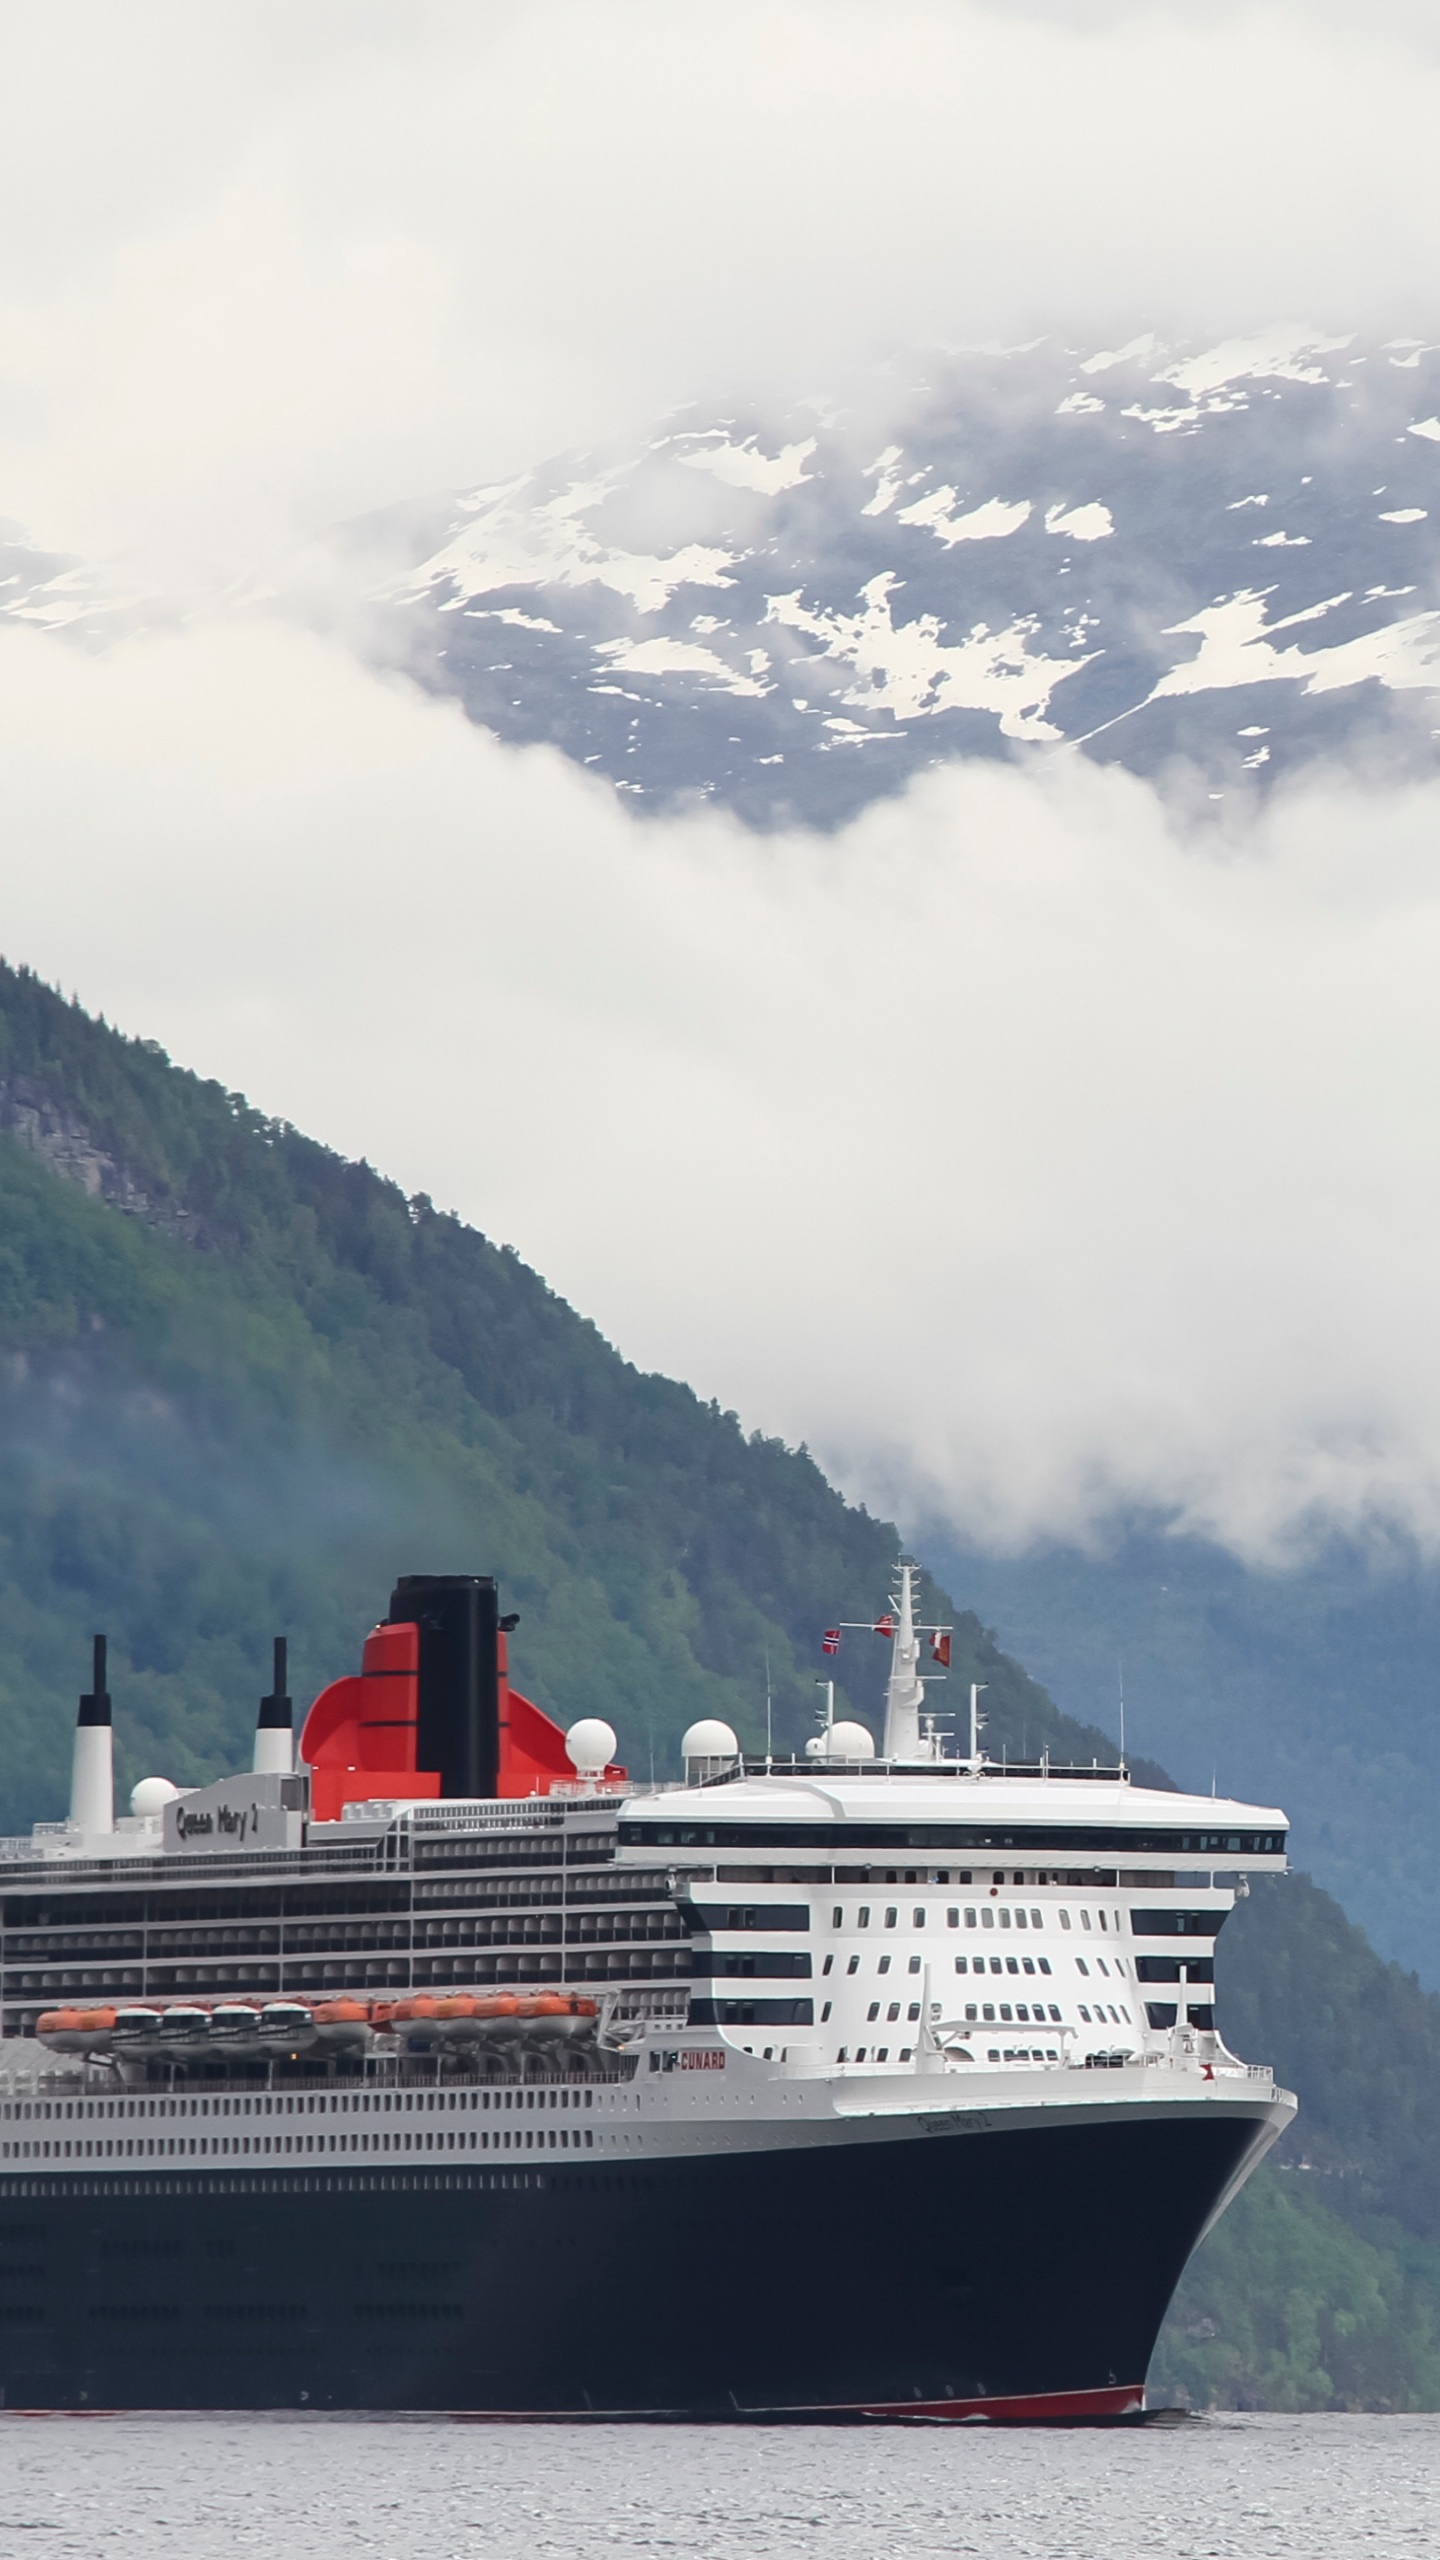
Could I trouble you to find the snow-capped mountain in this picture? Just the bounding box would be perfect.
[356,329,1440,825]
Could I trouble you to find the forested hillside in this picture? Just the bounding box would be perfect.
[0,957,1436,2410]
[0,962,1121,1819]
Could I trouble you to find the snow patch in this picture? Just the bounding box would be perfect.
[1380,509,1427,524]
[1044,501,1114,542]
[1151,588,1440,705]
[765,573,1092,740]
[401,470,740,616]
[896,490,1032,545]
[861,446,905,516]
[595,637,767,695]
[678,433,816,494]
[1155,329,1352,399]
[1080,334,1160,376]
[1056,392,1105,416]
[1407,419,1440,443]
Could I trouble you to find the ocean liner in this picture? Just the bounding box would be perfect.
[0,1566,1292,2418]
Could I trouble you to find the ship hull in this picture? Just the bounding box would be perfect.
[0,2100,1274,2417]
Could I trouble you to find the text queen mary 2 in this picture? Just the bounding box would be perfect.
[0,1565,1292,2420]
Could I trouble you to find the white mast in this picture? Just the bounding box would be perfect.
[881,1562,927,1760]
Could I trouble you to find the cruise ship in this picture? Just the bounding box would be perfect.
[0,1565,1293,2419]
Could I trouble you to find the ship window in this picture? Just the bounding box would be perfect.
[965,1909,977,1928]
[1031,1910,1043,1928]
[1039,1957,1052,1976]
[982,2003,995,2022]
[913,1909,926,1928]
[988,2048,1000,2062]
[1097,1959,1110,1977]
[887,2003,900,2022]
[1059,1911,1071,1931]
[821,2002,832,2023]
[857,1908,871,1928]
[867,2003,879,2021]
[999,2004,1013,2022]
[965,2004,977,2021]
[846,1955,859,1975]
[981,1909,994,1931]
[1081,1911,1092,1930]
[832,1908,842,1928]
[999,1908,1011,1930]
[1099,1912,1108,1932]
[955,1956,968,1974]
[837,2047,849,2062]
[1005,1957,1018,1975]
[1078,2004,1091,2021]
[822,1955,834,1977]
[884,1909,897,1929]
[988,1957,1001,1975]
[1022,1958,1035,1976]
[1015,1910,1028,1930]
[1077,1959,1089,1976]
[878,1955,891,1975]
[908,1956,921,1974]
[1016,2004,1028,2021]
[1049,2005,1061,2023]
[854,2047,866,2061]
[948,1910,959,1928]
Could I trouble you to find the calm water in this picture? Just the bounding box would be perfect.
[0,2414,1435,2558]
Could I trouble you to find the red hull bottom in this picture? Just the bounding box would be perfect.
[452,2382,1147,2426]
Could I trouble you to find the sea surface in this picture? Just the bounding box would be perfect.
[0,2413,1436,2559]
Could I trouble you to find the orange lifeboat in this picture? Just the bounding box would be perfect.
[311,1997,373,2054]
[36,2004,117,2055]
[517,1991,598,2048]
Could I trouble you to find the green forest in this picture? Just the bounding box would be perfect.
[0,957,1437,2407]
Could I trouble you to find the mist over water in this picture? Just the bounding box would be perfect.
[0,2413,1435,2557]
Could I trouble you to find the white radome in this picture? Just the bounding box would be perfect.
[130,1777,180,1818]
[680,1719,739,1764]
[565,1718,617,1776]
[816,1721,875,1759]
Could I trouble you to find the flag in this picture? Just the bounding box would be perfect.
[821,1628,841,1656]
[873,1613,896,1637]
[930,1631,952,1667]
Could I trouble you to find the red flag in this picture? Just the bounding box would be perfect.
[873,1614,896,1637]
[821,1628,841,1656]
[930,1631,952,1667]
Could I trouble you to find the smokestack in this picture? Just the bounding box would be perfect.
[70,1633,114,1833]
[253,1636,294,1776]
[386,1575,499,1797]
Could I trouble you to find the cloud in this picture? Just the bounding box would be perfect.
[4,0,1440,577]
[6,611,1440,1565]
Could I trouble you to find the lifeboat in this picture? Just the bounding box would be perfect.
[111,2005,165,2058]
[35,2004,117,2055]
[158,2005,212,2061]
[311,1997,373,2054]
[516,1992,598,2049]
[256,2001,316,2056]
[210,2003,264,2058]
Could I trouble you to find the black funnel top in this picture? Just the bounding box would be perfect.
[386,1575,500,1798]
[78,1633,111,1729]
[257,1636,293,1733]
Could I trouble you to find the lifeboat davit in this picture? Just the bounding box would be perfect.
[36,2004,117,2055]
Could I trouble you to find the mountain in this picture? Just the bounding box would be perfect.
[338,329,1440,826]
[927,1526,1440,1993]
[1,958,1439,2406]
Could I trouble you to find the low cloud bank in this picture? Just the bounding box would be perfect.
[3,614,1440,1565]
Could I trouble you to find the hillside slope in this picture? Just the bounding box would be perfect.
[0,961,1121,1818]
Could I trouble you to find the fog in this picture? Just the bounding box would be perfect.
[3,613,1440,1564]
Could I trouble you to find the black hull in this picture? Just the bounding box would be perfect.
[0,2109,1264,2417]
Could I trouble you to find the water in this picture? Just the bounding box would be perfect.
[0,2414,1436,2558]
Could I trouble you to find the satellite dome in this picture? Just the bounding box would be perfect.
[130,1776,179,1818]
[681,1719,739,1764]
[565,1718,618,1776]
[822,1721,875,1760]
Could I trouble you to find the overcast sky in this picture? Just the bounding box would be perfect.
[4,0,1440,1565]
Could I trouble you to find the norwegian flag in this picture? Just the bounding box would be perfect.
[930,1631,952,1667]
[873,1613,896,1637]
[821,1628,841,1656]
